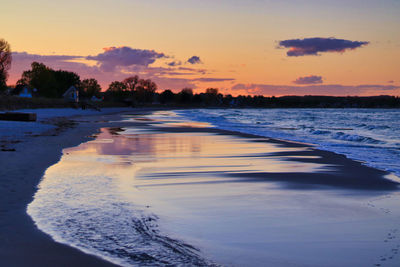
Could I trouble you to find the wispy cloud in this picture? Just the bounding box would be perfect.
[12,52,82,62]
[279,38,369,56]
[167,61,182,67]
[293,75,323,84]
[192,77,235,82]
[178,67,207,75]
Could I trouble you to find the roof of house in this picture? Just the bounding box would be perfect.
[62,86,78,97]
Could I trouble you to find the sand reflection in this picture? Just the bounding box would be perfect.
[67,127,332,188]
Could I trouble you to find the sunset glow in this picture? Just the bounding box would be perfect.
[2,0,400,96]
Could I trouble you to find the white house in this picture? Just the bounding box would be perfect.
[13,86,33,98]
[63,86,79,103]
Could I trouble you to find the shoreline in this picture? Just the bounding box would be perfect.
[1,108,399,266]
[0,108,145,267]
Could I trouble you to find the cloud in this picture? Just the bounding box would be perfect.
[293,75,323,84]
[10,51,102,79]
[178,67,207,75]
[192,78,235,82]
[167,61,181,67]
[187,56,202,64]
[12,52,82,62]
[86,46,167,71]
[279,38,369,56]
[151,77,196,91]
[231,83,400,96]
[9,50,207,91]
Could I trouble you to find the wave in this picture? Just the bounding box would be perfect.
[331,132,385,144]
[176,108,400,177]
[310,129,331,135]
[27,156,215,267]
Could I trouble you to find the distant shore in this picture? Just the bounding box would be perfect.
[1,94,400,111]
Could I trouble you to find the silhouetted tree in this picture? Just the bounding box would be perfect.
[18,62,57,97]
[123,75,139,105]
[136,78,157,103]
[204,88,220,105]
[80,78,101,98]
[123,75,139,92]
[104,81,129,102]
[0,39,12,91]
[205,88,218,95]
[53,70,80,97]
[18,62,80,98]
[178,88,193,103]
[159,89,175,104]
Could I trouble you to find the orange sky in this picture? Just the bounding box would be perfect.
[2,0,400,96]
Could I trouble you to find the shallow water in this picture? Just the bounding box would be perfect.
[28,112,400,266]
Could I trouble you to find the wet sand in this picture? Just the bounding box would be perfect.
[1,109,399,266]
[0,109,150,267]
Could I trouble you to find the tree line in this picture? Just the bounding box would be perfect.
[0,39,12,92]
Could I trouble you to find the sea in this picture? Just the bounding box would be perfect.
[177,108,400,178]
[27,108,400,266]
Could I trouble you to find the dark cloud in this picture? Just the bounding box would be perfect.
[388,80,394,83]
[86,46,167,71]
[187,56,202,64]
[192,78,235,82]
[231,83,399,96]
[167,61,181,67]
[293,75,323,84]
[279,38,369,56]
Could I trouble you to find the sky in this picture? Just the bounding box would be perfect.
[1,0,400,96]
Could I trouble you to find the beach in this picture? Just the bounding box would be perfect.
[0,108,136,266]
[1,108,400,266]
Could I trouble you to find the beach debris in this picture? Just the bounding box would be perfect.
[109,127,125,135]
[1,148,16,152]
[0,112,37,122]
[33,117,78,137]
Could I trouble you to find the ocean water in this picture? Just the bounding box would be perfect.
[176,109,400,178]
[27,111,400,266]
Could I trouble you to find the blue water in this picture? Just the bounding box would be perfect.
[176,109,400,177]
[27,110,400,266]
